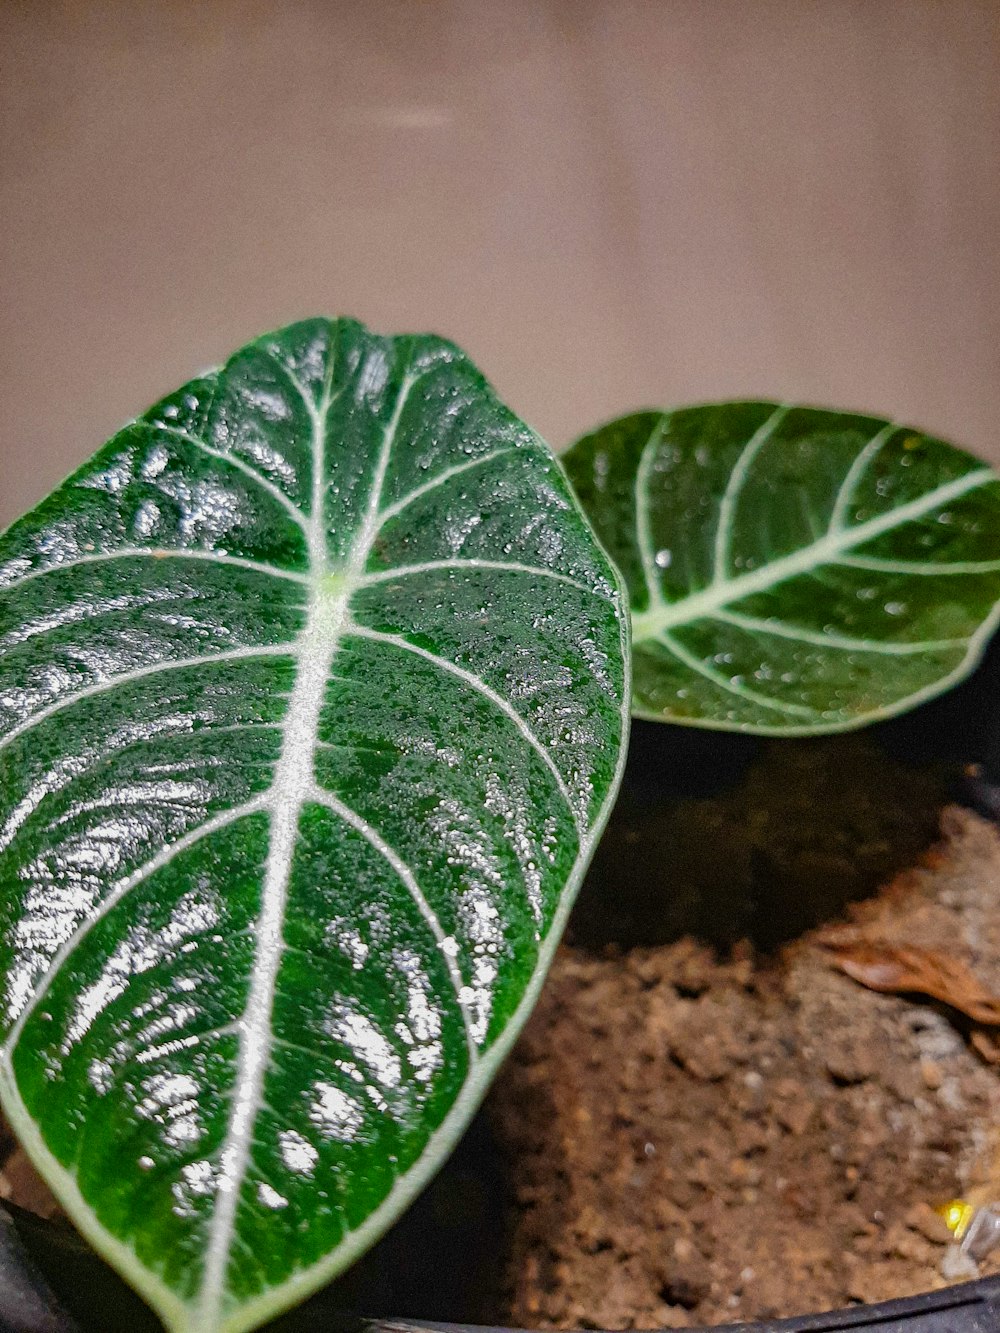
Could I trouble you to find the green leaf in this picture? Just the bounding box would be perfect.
[563,402,1000,734]
[0,319,629,1332]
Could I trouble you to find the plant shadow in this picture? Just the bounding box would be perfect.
[570,628,1000,953]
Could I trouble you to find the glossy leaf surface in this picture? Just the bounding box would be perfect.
[564,402,1000,733]
[0,319,629,1331]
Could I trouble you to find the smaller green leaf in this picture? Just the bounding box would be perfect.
[564,403,1000,734]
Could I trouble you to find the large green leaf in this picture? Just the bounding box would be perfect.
[0,319,629,1332]
[564,402,1000,733]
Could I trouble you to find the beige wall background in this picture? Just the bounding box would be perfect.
[1,0,998,529]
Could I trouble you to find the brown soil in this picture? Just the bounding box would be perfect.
[490,801,1000,1329]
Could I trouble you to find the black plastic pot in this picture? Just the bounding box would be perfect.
[2,1200,1000,1333]
[2,636,999,1333]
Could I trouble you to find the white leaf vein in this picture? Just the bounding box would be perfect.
[634,414,668,610]
[836,553,1000,576]
[0,548,309,595]
[376,448,517,529]
[346,624,583,837]
[1,798,268,1057]
[654,630,819,719]
[712,608,966,655]
[634,465,999,640]
[308,785,477,1058]
[827,423,897,534]
[0,645,293,755]
[712,404,790,582]
[150,423,309,535]
[194,339,345,1328]
[359,558,602,597]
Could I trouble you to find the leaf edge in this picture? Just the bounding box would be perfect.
[0,350,634,1333]
[564,402,1000,736]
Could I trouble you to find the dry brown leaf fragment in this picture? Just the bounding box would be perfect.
[817,929,1000,1026]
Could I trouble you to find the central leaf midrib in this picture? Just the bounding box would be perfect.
[195,576,345,1326]
[195,359,417,1327]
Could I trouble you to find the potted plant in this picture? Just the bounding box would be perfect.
[0,318,998,1332]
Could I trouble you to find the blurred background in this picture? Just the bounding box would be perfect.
[1,0,998,528]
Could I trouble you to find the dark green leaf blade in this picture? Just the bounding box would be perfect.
[0,319,630,1332]
[563,402,1000,733]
